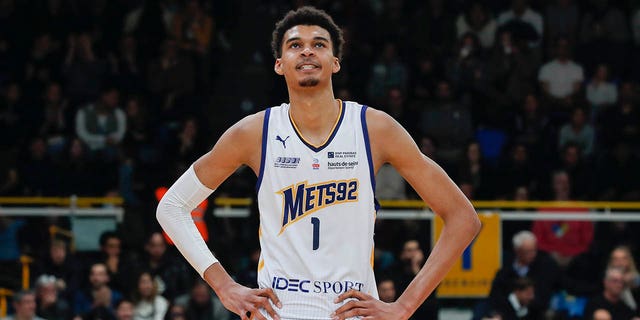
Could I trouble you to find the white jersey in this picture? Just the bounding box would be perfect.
[256,100,379,319]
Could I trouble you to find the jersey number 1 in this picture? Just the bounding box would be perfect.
[311,217,320,250]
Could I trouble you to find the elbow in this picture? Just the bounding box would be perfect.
[469,210,481,237]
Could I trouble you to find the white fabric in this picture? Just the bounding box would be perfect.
[134,296,169,320]
[538,60,584,99]
[156,165,217,278]
[455,15,497,49]
[497,8,543,47]
[586,82,618,107]
[257,101,377,319]
[508,292,529,318]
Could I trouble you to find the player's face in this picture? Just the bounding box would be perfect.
[275,25,340,88]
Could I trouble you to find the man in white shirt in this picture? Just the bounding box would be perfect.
[538,37,584,116]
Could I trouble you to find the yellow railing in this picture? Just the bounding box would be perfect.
[0,288,13,318]
[0,196,123,206]
[213,198,640,210]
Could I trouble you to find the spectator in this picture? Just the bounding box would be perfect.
[375,163,407,200]
[532,171,594,268]
[75,86,127,157]
[591,308,613,320]
[496,0,543,48]
[367,41,408,106]
[606,246,640,311]
[19,136,57,196]
[500,143,539,199]
[455,3,497,50]
[583,267,639,320]
[489,231,559,317]
[578,0,630,76]
[23,33,61,98]
[538,37,584,121]
[598,100,640,149]
[173,280,231,320]
[166,117,206,173]
[108,34,144,95]
[35,274,71,320]
[38,82,72,156]
[115,300,135,320]
[98,231,135,295]
[555,144,593,200]
[135,232,193,301]
[446,32,485,96]
[560,106,595,156]
[164,304,186,320]
[146,38,195,126]
[3,290,45,320]
[457,141,495,199]
[171,0,214,90]
[131,271,168,320]
[390,240,438,320]
[511,93,552,158]
[33,239,80,301]
[421,80,473,165]
[586,64,618,118]
[595,142,640,201]
[377,277,397,303]
[0,82,28,149]
[56,138,98,196]
[544,0,579,45]
[489,277,539,320]
[61,33,107,105]
[74,263,123,318]
[484,30,538,126]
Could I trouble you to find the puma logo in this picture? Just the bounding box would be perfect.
[276,135,290,148]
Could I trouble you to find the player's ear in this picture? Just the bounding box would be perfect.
[332,57,341,74]
[274,58,284,75]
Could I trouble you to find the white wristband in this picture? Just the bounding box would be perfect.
[156,164,218,278]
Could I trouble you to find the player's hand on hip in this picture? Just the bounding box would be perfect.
[217,282,282,320]
[332,290,410,320]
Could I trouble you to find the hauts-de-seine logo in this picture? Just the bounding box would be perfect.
[312,158,320,170]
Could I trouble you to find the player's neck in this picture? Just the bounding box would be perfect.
[288,88,340,143]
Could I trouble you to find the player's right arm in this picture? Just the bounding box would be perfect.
[156,111,281,320]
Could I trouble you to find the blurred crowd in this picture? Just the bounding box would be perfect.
[1,0,640,319]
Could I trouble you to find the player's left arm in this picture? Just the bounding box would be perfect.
[333,108,481,320]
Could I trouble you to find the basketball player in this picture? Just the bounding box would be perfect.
[157,6,480,320]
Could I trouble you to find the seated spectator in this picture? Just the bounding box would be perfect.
[131,271,168,320]
[586,64,618,119]
[607,246,640,311]
[544,0,579,45]
[38,82,72,156]
[61,33,107,105]
[555,144,593,200]
[19,136,56,196]
[366,41,408,106]
[558,107,595,157]
[455,3,496,50]
[510,93,552,158]
[595,142,640,201]
[135,232,193,300]
[591,308,613,320]
[457,141,495,200]
[115,300,134,320]
[377,277,397,303]
[33,239,79,301]
[0,82,28,149]
[98,231,135,295]
[3,290,45,320]
[375,163,407,200]
[164,304,187,320]
[174,280,231,320]
[533,171,594,267]
[75,86,127,158]
[583,267,639,320]
[489,231,559,317]
[421,81,473,165]
[538,37,584,122]
[496,0,543,48]
[598,100,640,149]
[489,277,539,320]
[74,263,123,318]
[390,240,438,320]
[35,274,70,320]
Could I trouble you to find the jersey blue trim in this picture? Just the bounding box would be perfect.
[360,106,377,204]
[256,108,271,193]
[290,100,346,153]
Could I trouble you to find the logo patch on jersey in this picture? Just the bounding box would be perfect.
[327,151,357,158]
[271,276,364,294]
[277,179,359,234]
[327,161,359,170]
[312,158,320,170]
[276,135,290,148]
[274,157,300,169]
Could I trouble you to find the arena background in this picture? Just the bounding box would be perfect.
[1,0,640,319]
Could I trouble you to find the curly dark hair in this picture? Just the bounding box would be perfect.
[271,6,344,60]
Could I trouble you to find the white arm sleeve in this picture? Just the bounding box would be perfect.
[156,165,218,278]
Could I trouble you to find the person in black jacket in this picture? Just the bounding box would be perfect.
[490,277,539,320]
